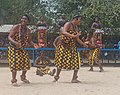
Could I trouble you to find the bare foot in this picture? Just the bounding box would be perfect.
[49,69,56,76]
[11,79,20,87]
[20,75,30,84]
[53,76,59,82]
[88,68,93,71]
[99,69,104,72]
[71,79,81,83]
[12,83,20,87]
[22,79,30,84]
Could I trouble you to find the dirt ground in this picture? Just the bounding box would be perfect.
[0,66,120,95]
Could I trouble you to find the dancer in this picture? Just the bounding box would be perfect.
[85,32,104,72]
[34,51,56,76]
[8,14,38,86]
[53,15,86,83]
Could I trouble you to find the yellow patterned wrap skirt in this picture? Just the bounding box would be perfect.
[55,43,80,70]
[88,48,100,65]
[8,46,31,72]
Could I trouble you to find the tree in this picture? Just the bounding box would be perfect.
[53,0,120,34]
[0,0,120,35]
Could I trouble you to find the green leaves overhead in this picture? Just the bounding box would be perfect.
[0,0,120,35]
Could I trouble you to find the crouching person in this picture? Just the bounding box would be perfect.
[34,51,56,76]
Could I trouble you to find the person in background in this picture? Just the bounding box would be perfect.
[36,16,48,47]
[85,32,104,72]
[118,41,120,49]
[91,16,104,49]
[117,41,120,60]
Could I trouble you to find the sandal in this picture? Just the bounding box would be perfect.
[53,76,59,82]
[11,79,20,87]
[20,75,30,84]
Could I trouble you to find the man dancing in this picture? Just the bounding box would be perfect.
[53,15,86,83]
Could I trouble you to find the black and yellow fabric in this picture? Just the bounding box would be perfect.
[54,30,80,70]
[36,56,51,74]
[37,56,51,65]
[88,48,100,65]
[78,52,83,65]
[8,31,31,72]
[37,67,51,75]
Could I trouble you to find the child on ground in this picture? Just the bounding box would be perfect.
[34,51,56,76]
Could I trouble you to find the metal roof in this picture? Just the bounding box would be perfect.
[0,25,13,33]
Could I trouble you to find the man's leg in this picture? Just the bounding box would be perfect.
[88,50,94,71]
[71,70,81,83]
[95,50,104,72]
[88,57,94,71]
[20,70,30,83]
[96,61,104,72]
[11,71,20,86]
[53,68,61,82]
[89,65,94,71]
[11,71,17,81]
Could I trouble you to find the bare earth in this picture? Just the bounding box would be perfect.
[0,66,120,95]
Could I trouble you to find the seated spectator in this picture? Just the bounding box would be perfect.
[34,51,56,76]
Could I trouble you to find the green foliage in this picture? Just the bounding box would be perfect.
[82,0,120,28]
[0,0,120,35]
